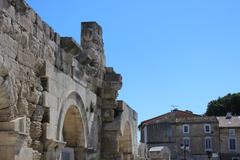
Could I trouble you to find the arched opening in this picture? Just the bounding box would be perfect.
[119,122,133,160]
[61,106,86,160]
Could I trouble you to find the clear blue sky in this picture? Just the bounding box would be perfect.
[26,0,240,123]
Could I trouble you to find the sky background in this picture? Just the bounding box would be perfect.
[26,0,240,123]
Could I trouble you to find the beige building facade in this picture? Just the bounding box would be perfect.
[139,110,240,160]
[217,116,240,160]
[0,0,138,160]
[174,116,220,160]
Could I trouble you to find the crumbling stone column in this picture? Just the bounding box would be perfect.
[81,22,106,67]
[101,67,123,159]
[42,139,65,160]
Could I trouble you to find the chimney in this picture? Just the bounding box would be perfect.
[226,112,232,119]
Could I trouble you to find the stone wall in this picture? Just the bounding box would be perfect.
[0,0,138,160]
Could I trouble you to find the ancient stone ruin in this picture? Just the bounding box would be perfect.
[0,0,138,159]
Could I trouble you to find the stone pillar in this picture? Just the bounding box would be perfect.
[74,146,87,160]
[43,139,65,160]
[101,67,122,159]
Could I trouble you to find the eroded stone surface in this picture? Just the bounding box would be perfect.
[0,0,138,160]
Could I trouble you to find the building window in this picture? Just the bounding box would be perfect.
[183,137,190,149]
[61,147,74,160]
[229,138,237,151]
[204,124,211,133]
[183,124,189,134]
[229,129,236,136]
[204,137,212,151]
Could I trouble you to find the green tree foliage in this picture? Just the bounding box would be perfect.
[205,93,240,116]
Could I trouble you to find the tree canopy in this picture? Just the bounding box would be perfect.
[205,93,240,116]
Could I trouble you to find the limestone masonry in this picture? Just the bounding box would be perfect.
[0,0,138,160]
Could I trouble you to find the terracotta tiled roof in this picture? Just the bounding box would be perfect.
[139,109,200,129]
[176,116,218,123]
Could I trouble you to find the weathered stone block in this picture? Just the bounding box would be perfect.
[62,61,72,75]
[0,33,18,59]
[27,8,36,23]
[18,12,33,32]
[103,89,118,99]
[20,31,29,49]
[0,11,12,33]
[0,81,14,109]
[6,5,16,20]
[17,96,29,115]
[33,26,44,42]
[0,0,10,10]
[102,109,115,122]
[40,77,49,91]
[32,140,42,151]
[30,121,42,140]
[27,89,41,105]
[42,91,58,108]
[101,131,119,152]
[102,99,116,105]
[35,13,43,31]
[103,121,120,132]
[0,116,27,134]
[32,105,44,122]
[117,100,125,110]
[72,60,85,81]
[54,50,63,71]
[29,35,40,56]
[14,0,29,12]
[60,37,82,56]
[28,103,36,117]
[49,27,55,41]
[102,103,117,109]
[75,52,93,65]
[104,81,122,90]
[33,150,42,160]
[61,49,72,65]
[9,21,21,42]
[81,22,105,66]
[17,50,36,68]
[54,32,61,45]
[105,68,122,79]
[0,106,15,121]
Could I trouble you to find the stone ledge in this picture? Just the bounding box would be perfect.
[60,37,82,56]
[0,130,28,145]
[117,100,126,112]
[0,116,27,135]
[75,53,93,65]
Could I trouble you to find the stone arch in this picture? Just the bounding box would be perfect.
[57,92,88,160]
[119,121,133,160]
[63,106,85,147]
